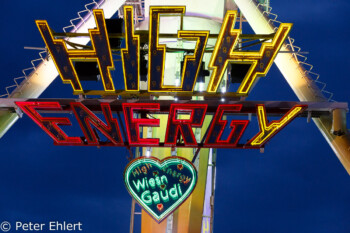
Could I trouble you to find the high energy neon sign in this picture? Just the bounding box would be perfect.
[14,4,303,222]
[18,6,301,149]
[23,6,302,149]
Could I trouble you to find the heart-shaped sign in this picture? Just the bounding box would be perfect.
[124,156,197,223]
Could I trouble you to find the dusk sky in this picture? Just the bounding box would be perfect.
[0,0,350,232]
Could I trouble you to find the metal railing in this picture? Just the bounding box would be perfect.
[256,1,334,101]
[118,0,145,23]
[0,0,105,98]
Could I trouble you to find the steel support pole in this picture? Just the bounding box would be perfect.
[0,0,127,139]
[234,0,350,175]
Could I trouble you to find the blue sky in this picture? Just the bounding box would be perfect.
[0,0,350,232]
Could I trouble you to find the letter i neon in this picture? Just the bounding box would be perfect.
[178,184,183,196]
[145,178,149,188]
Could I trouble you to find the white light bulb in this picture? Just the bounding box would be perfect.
[145,149,151,157]
[199,82,205,92]
[221,86,226,93]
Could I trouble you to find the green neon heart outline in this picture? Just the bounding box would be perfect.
[124,156,197,223]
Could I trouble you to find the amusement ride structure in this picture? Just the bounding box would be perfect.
[0,0,349,232]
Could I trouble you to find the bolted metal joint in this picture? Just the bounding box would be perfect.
[331,109,348,136]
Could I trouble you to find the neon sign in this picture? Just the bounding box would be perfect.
[207,11,291,93]
[15,4,308,225]
[29,6,299,149]
[35,7,292,95]
[36,10,115,92]
[15,101,306,148]
[124,157,197,222]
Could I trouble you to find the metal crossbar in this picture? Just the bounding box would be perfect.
[0,0,104,98]
[255,0,335,101]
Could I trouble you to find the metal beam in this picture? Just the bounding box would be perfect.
[53,31,275,40]
[1,98,346,117]
[0,0,127,139]
[234,0,350,174]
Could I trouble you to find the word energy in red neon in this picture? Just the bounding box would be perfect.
[16,102,306,149]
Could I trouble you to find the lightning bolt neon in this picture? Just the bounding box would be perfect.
[207,11,292,94]
[207,11,240,93]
